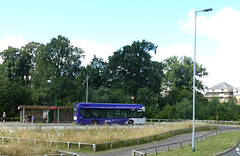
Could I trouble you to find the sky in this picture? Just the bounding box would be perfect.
[1,0,240,88]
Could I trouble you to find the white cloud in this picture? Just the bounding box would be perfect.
[71,39,118,66]
[0,36,28,63]
[152,43,193,62]
[182,6,240,87]
[0,36,28,52]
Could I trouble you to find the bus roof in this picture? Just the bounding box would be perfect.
[74,103,144,109]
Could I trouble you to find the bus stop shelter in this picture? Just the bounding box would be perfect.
[18,105,73,123]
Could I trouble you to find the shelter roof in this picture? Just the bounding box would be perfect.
[210,82,235,90]
[18,105,73,110]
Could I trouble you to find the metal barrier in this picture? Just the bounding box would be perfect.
[57,150,80,156]
[132,150,146,156]
[132,128,239,156]
[0,136,96,152]
[146,119,240,126]
[0,118,18,122]
[95,126,216,152]
[146,119,191,123]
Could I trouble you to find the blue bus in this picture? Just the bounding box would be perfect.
[73,103,145,125]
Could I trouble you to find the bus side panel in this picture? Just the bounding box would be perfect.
[125,117,146,124]
[77,118,129,125]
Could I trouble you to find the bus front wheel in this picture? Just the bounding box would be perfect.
[92,120,98,125]
[128,120,134,125]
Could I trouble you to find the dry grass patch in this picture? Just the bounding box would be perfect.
[0,122,210,143]
[0,141,56,156]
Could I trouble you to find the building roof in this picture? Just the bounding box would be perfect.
[210,82,235,90]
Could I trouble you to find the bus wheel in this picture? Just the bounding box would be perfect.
[92,120,98,125]
[128,120,134,125]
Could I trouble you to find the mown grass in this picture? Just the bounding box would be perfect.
[150,131,240,156]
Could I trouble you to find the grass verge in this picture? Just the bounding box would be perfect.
[0,122,213,155]
[149,131,240,156]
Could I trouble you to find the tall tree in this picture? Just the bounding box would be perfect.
[0,78,32,117]
[91,87,114,103]
[31,35,85,105]
[106,40,158,96]
[86,55,107,89]
[147,61,164,94]
[21,42,43,84]
[42,35,85,80]
[172,98,192,119]
[0,46,31,86]
[162,56,208,91]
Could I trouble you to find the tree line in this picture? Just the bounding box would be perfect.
[0,35,239,120]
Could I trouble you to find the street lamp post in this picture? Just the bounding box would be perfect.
[86,75,89,103]
[192,8,212,152]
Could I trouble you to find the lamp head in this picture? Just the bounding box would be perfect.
[202,8,212,12]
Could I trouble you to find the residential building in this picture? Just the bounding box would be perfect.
[204,82,235,102]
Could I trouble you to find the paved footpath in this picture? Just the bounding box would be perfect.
[76,130,215,156]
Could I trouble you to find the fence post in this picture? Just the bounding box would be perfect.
[147,136,150,142]
[50,141,52,147]
[132,150,135,156]
[124,140,126,145]
[137,138,140,144]
[110,142,113,149]
[155,145,158,154]
[93,144,96,152]
[180,142,182,148]
[17,138,20,143]
[34,139,36,146]
[168,144,170,151]
[2,137,4,143]
[68,142,70,149]
[78,143,81,150]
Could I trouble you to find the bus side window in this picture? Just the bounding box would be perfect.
[130,110,137,118]
[114,110,120,118]
[121,110,127,118]
[80,109,86,118]
[101,110,106,118]
[85,109,90,118]
[91,109,100,118]
[106,110,114,118]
